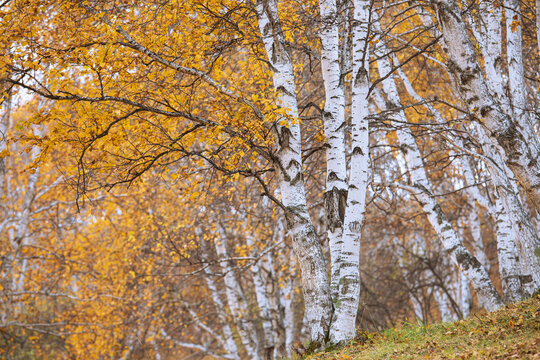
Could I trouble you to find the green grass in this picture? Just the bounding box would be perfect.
[301,294,540,359]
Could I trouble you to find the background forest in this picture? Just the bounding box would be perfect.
[1,0,539,359]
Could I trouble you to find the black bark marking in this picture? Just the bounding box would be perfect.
[455,247,482,271]
[290,170,302,186]
[479,105,492,117]
[324,187,348,232]
[279,125,291,149]
[327,171,340,182]
[466,95,480,105]
[352,146,364,156]
[348,220,362,233]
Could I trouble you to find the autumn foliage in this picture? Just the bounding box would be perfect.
[1,0,539,358]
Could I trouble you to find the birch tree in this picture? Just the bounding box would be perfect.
[329,0,371,343]
[2,1,540,357]
[372,24,503,311]
[429,0,540,213]
[256,0,333,344]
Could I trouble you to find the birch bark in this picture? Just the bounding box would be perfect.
[271,222,296,358]
[0,88,9,194]
[214,236,259,359]
[395,42,528,302]
[245,236,275,359]
[430,0,540,212]
[393,236,427,322]
[475,1,511,116]
[282,279,295,355]
[319,0,348,299]
[374,36,503,311]
[275,246,296,358]
[456,270,472,319]
[504,0,538,166]
[493,197,523,302]
[466,207,489,272]
[11,166,40,295]
[256,0,332,344]
[328,0,370,344]
[434,287,455,322]
[203,271,241,360]
[472,125,540,294]
[264,216,289,359]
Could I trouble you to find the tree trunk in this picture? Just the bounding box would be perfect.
[256,0,332,344]
[504,0,540,211]
[430,0,540,212]
[204,272,242,360]
[374,35,504,311]
[328,0,371,344]
[280,250,296,358]
[246,236,275,359]
[472,124,540,295]
[492,197,523,303]
[475,1,511,116]
[466,206,490,272]
[319,0,348,300]
[395,27,530,302]
[214,236,260,359]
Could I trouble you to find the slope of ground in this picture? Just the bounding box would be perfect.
[301,295,540,359]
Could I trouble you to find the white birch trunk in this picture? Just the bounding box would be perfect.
[475,1,512,116]
[461,158,492,213]
[466,205,489,272]
[276,245,296,358]
[396,40,528,302]
[430,0,540,212]
[256,0,332,344]
[264,217,288,359]
[504,0,538,175]
[245,236,275,359]
[452,226,472,319]
[160,328,235,360]
[505,0,530,119]
[0,89,9,194]
[13,166,40,249]
[411,296,424,322]
[282,272,295,358]
[374,37,504,311]
[434,287,455,322]
[328,0,370,344]
[472,125,540,294]
[394,236,426,322]
[203,272,241,360]
[493,197,523,302]
[214,237,259,359]
[319,0,348,300]
[436,256,462,321]
[7,162,40,317]
[456,269,471,319]
[462,133,529,301]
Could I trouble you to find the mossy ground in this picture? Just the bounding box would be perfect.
[300,295,540,359]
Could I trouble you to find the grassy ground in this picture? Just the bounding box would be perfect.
[301,294,540,359]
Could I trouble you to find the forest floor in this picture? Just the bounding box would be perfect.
[300,294,540,359]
